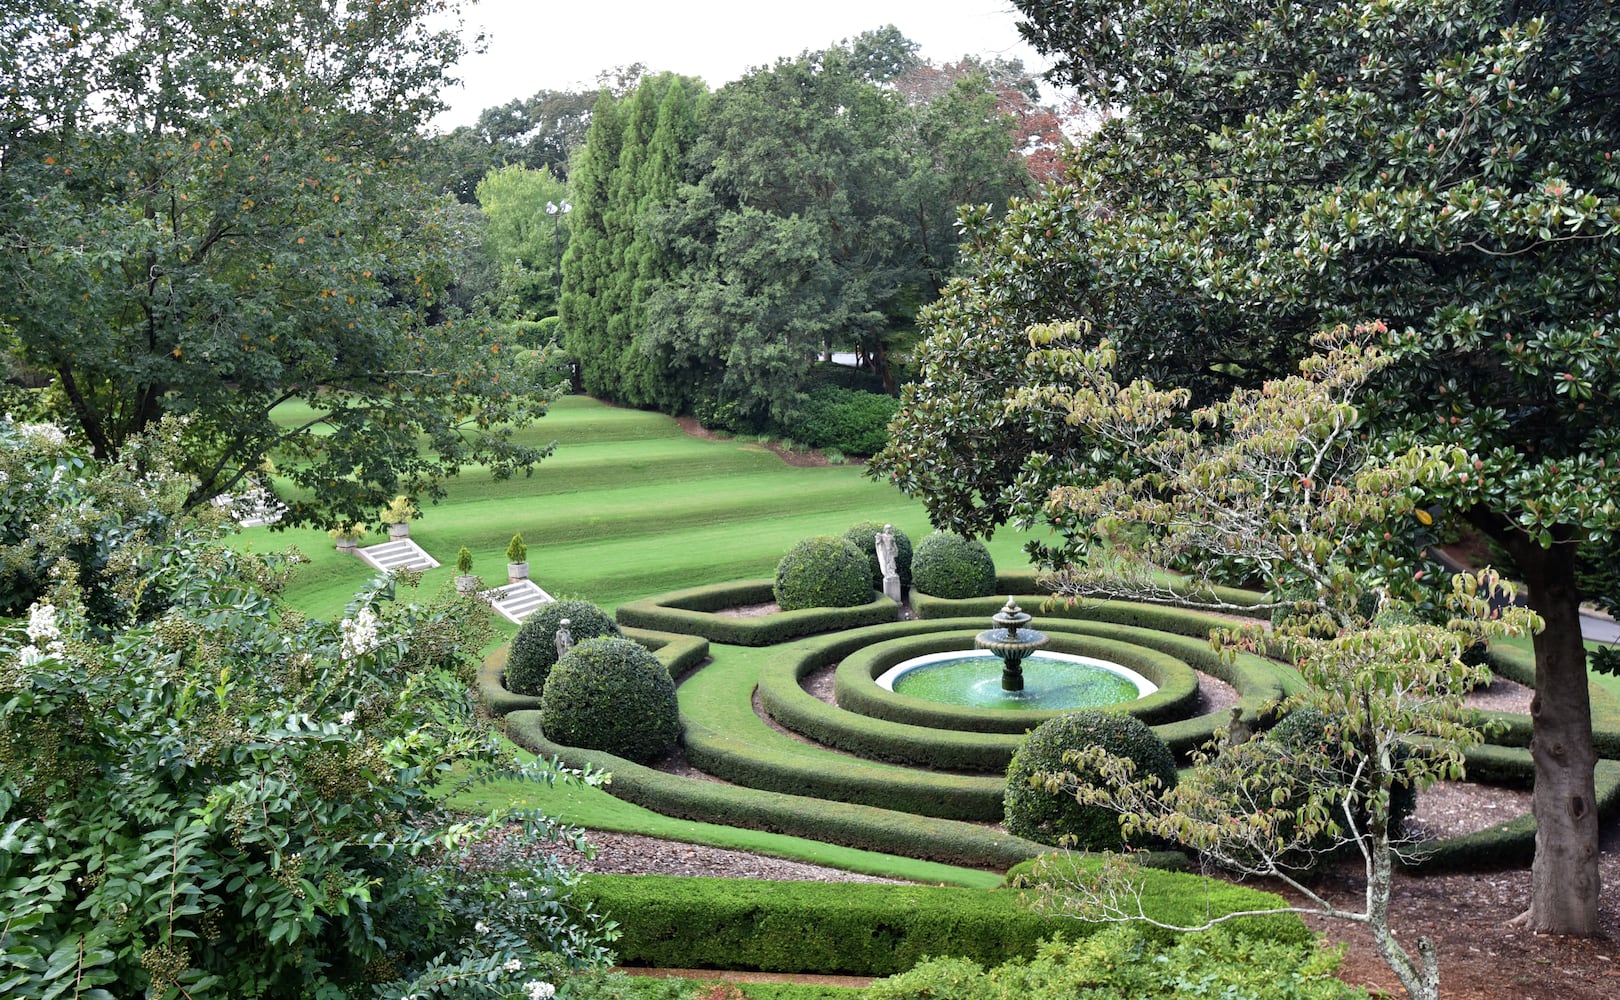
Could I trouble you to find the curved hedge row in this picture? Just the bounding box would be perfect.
[831,630,1199,734]
[750,617,1283,768]
[1477,645,1620,759]
[926,572,1271,619]
[615,579,898,646]
[574,871,1308,976]
[501,710,1044,868]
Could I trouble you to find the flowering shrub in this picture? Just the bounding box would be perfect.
[0,425,617,999]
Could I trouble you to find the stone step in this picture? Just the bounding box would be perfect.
[484,579,555,623]
[357,539,440,573]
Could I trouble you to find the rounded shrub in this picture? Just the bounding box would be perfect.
[773,535,873,611]
[1004,711,1178,850]
[504,599,621,696]
[842,521,913,590]
[1265,706,1418,843]
[909,531,996,599]
[540,637,680,763]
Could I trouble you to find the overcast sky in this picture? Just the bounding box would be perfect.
[434,0,1051,130]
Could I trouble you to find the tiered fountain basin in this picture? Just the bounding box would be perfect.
[875,649,1158,712]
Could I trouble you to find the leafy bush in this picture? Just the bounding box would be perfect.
[505,599,621,695]
[1005,711,1178,849]
[842,521,913,589]
[787,386,898,456]
[866,926,1358,1000]
[0,425,614,999]
[541,636,681,763]
[910,531,996,599]
[773,536,873,611]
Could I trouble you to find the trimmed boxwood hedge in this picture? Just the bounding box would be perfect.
[909,531,997,599]
[505,599,622,696]
[477,627,708,717]
[1004,711,1178,850]
[574,872,1309,976]
[540,637,681,764]
[843,521,913,590]
[502,710,1044,868]
[957,571,1271,619]
[615,580,898,646]
[774,535,873,611]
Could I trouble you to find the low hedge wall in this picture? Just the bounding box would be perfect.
[616,580,899,646]
[830,630,1199,734]
[503,710,1044,868]
[1399,748,1620,872]
[1477,645,1620,760]
[933,573,1271,620]
[574,872,1308,976]
[477,627,709,717]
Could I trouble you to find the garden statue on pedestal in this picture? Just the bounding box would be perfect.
[555,618,574,660]
[875,524,903,609]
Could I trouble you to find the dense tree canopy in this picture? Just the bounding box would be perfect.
[476,163,572,320]
[0,0,558,530]
[875,0,1620,935]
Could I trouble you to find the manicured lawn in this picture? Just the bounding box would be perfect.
[257,395,1036,621]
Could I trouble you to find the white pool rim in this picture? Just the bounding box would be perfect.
[874,649,1159,697]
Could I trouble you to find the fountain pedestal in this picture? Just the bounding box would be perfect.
[974,598,1049,691]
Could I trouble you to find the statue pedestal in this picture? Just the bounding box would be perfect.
[882,573,903,610]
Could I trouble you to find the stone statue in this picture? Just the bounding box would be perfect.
[554,618,574,660]
[1226,706,1253,748]
[875,524,903,609]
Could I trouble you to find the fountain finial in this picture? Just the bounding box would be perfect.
[976,598,1047,691]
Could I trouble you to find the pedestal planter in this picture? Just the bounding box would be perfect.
[456,574,481,594]
[508,561,529,583]
[335,539,360,555]
[388,522,411,540]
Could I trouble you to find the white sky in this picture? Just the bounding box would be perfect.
[434,0,1052,130]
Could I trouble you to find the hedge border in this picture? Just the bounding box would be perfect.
[574,871,1308,976]
[501,710,1045,869]
[941,571,1270,619]
[754,618,1284,771]
[477,626,709,717]
[1476,645,1620,759]
[616,579,899,646]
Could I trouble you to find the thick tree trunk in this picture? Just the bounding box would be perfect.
[1496,524,1600,935]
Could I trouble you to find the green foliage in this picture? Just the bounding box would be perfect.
[1005,712,1178,849]
[541,637,681,764]
[773,536,874,611]
[842,521,914,589]
[866,926,1358,1000]
[910,531,996,599]
[476,163,572,320]
[0,0,557,531]
[506,599,621,696]
[0,429,614,999]
[457,546,475,575]
[574,872,1308,977]
[786,387,899,457]
[508,533,530,563]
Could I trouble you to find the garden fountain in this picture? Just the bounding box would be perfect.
[974,597,1048,691]
[872,599,1159,711]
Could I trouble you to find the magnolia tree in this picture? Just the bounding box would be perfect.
[0,419,615,999]
[1001,328,1537,1000]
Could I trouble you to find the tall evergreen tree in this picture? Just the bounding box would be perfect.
[558,92,623,395]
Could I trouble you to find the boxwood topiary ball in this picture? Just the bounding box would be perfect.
[909,530,996,599]
[540,636,680,764]
[1004,711,1178,850]
[841,521,913,589]
[773,535,873,611]
[504,599,620,696]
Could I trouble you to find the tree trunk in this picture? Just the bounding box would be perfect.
[1496,523,1600,935]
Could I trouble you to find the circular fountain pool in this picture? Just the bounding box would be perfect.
[874,650,1158,711]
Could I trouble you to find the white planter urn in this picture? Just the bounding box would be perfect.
[456,574,480,594]
[388,522,410,540]
[335,538,359,554]
[507,561,529,583]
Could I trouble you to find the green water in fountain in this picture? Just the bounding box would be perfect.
[891,653,1143,711]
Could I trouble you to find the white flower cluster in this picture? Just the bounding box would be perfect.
[338,606,381,661]
[502,958,523,973]
[17,602,67,664]
[17,422,67,447]
[524,982,555,1000]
